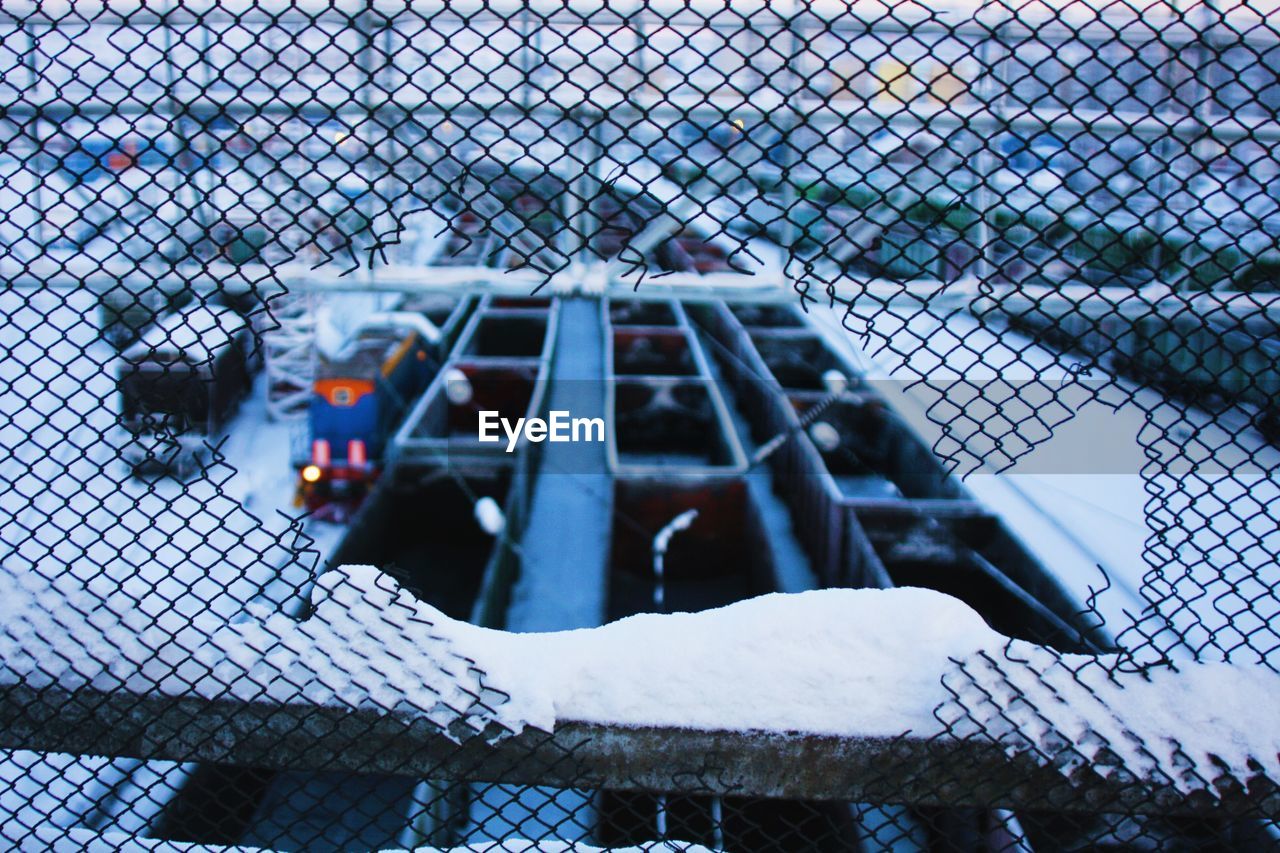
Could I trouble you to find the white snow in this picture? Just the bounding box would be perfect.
[137,566,1004,739]
[191,567,526,735]
[476,584,1002,737]
[349,568,1280,795]
[8,556,1277,802]
[0,287,346,841]
[122,304,247,364]
[0,752,110,846]
[943,640,1280,796]
[0,287,348,623]
[810,296,1280,666]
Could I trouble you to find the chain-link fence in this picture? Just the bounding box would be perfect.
[2,0,1279,850]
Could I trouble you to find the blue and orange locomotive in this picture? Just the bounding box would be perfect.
[297,296,472,516]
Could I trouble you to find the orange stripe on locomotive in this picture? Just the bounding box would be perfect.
[314,378,376,407]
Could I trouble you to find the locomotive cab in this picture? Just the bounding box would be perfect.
[297,322,437,517]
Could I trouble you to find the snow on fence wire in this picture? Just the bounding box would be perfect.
[2,0,1280,849]
[3,567,1278,817]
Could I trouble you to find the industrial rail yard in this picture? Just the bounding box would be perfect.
[7,277,1274,848]
[3,0,1280,851]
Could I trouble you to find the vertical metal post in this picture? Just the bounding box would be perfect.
[160,5,194,274]
[184,21,217,248]
[1149,32,1183,288]
[1169,0,1227,294]
[519,3,536,115]
[969,4,1011,294]
[357,3,380,294]
[23,20,47,252]
[572,104,603,274]
[781,2,805,297]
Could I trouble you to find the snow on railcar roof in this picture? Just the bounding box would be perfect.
[123,304,247,364]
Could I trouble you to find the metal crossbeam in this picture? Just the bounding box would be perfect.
[3,678,1276,820]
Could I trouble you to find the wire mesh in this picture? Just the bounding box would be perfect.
[1,0,1279,850]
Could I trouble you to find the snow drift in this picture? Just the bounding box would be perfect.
[2,562,1278,800]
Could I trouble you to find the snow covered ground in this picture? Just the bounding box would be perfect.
[0,287,345,842]
[0,288,342,625]
[810,290,1280,666]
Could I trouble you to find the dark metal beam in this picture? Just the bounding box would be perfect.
[1,679,1275,819]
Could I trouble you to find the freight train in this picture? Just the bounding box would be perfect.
[1002,297,1280,440]
[1120,309,1280,438]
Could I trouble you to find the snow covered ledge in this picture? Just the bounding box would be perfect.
[1,565,1278,818]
